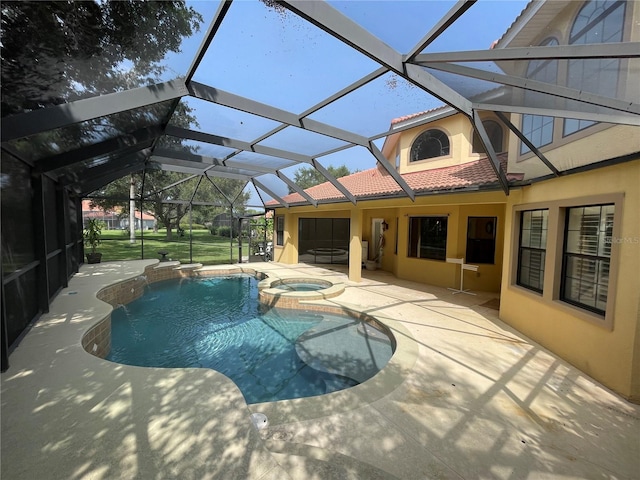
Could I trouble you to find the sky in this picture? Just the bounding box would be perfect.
[160,0,530,206]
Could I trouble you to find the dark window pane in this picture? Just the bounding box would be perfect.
[596,260,611,312]
[332,219,350,264]
[408,216,447,260]
[466,217,496,264]
[298,218,315,263]
[520,250,546,291]
[517,209,548,293]
[276,216,284,246]
[316,218,333,252]
[298,218,349,265]
[410,130,450,162]
[408,218,419,257]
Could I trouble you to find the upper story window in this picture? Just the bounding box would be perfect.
[564,0,625,136]
[520,37,558,155]
[472,120,504,154]
[410,129,450,162]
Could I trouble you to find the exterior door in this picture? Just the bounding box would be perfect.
[298,218,349,264]
[371,218,385,267]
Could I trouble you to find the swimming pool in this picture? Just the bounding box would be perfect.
[107,275,393,404]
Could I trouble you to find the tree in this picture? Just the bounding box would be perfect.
[1,1,205,191]
[1,1,203,114]
[91,172,251,240]
[188,176,252,229]
[289,165,352,193]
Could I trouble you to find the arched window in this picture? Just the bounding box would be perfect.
[410,129,450,162]
[472,120,503,154]
[564,0,625,136]
[520,37,558,154]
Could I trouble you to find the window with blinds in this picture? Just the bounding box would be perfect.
[517,209,548,293]
[276,215,284,246]
[561,204,615,315]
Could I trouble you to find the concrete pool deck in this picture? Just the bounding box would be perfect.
[2,260,639,479]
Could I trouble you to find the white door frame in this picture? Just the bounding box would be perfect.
[371,217,385,267]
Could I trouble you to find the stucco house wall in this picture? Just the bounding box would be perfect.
[500,160,640,401]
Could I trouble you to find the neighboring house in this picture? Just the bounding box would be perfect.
[268,0,640,403]
[82,200,155,230]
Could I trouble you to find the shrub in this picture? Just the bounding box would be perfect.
[179,223,206,230]
[217,226,232,238]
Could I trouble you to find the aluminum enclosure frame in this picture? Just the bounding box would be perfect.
[1,0,638,207]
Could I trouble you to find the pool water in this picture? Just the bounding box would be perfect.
[107,275,392,403]
[273,282,327,292]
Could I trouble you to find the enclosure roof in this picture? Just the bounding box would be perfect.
[1,0,638,209]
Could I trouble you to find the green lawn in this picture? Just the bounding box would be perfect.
[98,229,247,265]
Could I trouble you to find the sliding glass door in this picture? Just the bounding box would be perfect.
[298,218,349,264]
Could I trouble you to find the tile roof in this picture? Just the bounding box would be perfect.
[267,154,521,205]
[82,200,155,220]
[494,0,536,48]
[390,105,450,125]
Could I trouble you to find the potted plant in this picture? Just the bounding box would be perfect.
[83,218,103,264]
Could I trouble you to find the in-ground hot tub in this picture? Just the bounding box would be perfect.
[258,277,344,308]
[271,278,332,292]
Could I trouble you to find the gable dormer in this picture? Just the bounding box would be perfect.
[386,109,507,175]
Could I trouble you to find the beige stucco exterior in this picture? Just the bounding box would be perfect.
[500,160,640,401]
[397,112,505,174]
[273,190,508,294]
[508,123,640,179]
